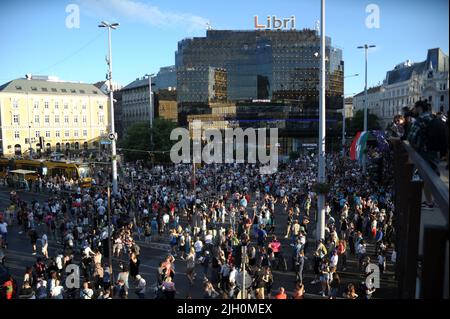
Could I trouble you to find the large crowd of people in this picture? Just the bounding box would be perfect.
[7,97,448,300]
[0,139,400,300]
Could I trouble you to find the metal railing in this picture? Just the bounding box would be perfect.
[391,138,449,299]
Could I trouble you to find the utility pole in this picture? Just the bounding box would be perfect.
[357,44,376,173]
[145,73,155,148]
[99,21,119,195]
[107,186,113,282]
[341,104,346,152]
[316,0,326,241]
[241,245,247,299]
[28,124,32,159]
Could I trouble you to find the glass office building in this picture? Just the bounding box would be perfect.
[176,29,344,111]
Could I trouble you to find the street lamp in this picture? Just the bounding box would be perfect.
[317,0,326,241]
[144,73,155,148]
[357,44,376,173]
[98,21,119,195]
[28,124,32,159]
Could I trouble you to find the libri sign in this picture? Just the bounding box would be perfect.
[254,15,296,30]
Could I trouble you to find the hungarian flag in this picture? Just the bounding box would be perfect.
[350,131,369,161]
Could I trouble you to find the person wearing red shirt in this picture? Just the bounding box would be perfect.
[274,287,288,299]
[268,236,281,257]
[2,276,15,299]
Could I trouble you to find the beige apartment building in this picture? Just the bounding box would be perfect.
[0,75,109,156]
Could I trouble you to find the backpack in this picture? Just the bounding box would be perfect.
[426,116,448,154]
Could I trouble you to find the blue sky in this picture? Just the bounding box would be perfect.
[0,0,448,96]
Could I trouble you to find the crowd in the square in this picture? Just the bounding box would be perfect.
[0,144,399,300]
[3,98,447,300]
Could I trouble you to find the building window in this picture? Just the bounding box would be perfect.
[83,130,88,137]
[65,130,70,137]
[82,115,87,124]
[35,115,40,123]
[64,115,69,124]
[99,103,104,110]
[441,95,444,102]
[14,131,20,139]
[64,102,69,109]
[55,115,60,123]
[55,131,60,138]
[34,101,39,109]
[46,131,51,138]
[74,115,78,124]
[74,130,79,137]
[13,114,19,124]
[82,103,87,110]
[12,100,19,108]
[44,101,49,109]
[35,131,40,138]
[45,115,50,124]
[55,101,59,109]
[429,96,432,102]
[99,115,104,124]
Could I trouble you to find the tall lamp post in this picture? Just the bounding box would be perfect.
[99,21,120,195]
[340,92,357,154]
[357,44,376,173]
[28,124,33,159]
[145,73,155,148]
[317,0,326,241]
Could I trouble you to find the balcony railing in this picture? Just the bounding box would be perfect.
[391,138,449,299]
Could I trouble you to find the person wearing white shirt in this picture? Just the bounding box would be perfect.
[194,238,203,259]
[162,213,170,231]
[80,282,94,299]
[56,253,64,273]
[83,245,96,259]
[229,266,237,286]
[0,221,8,244]
[135,274,146,299]
[330,251,339,268]
[204,232,213,245]
[357,240,367,270]
[50,280,64,299]
[41,234,49,259]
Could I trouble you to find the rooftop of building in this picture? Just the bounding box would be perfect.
[354,85,383,97]
[178,28,332,46]
[0,75,106,96]
[385,48,449,85]
[121,77,152,91]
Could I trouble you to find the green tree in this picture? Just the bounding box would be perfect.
[346,110,381,137]
[118,118,178,163]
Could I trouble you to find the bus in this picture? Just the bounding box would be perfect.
[0,158,93,187]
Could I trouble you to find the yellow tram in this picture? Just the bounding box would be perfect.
[0,158,92,188]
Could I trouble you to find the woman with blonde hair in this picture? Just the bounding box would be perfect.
[185,247,196,286]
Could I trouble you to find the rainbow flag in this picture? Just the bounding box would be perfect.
[350,131,369,161]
